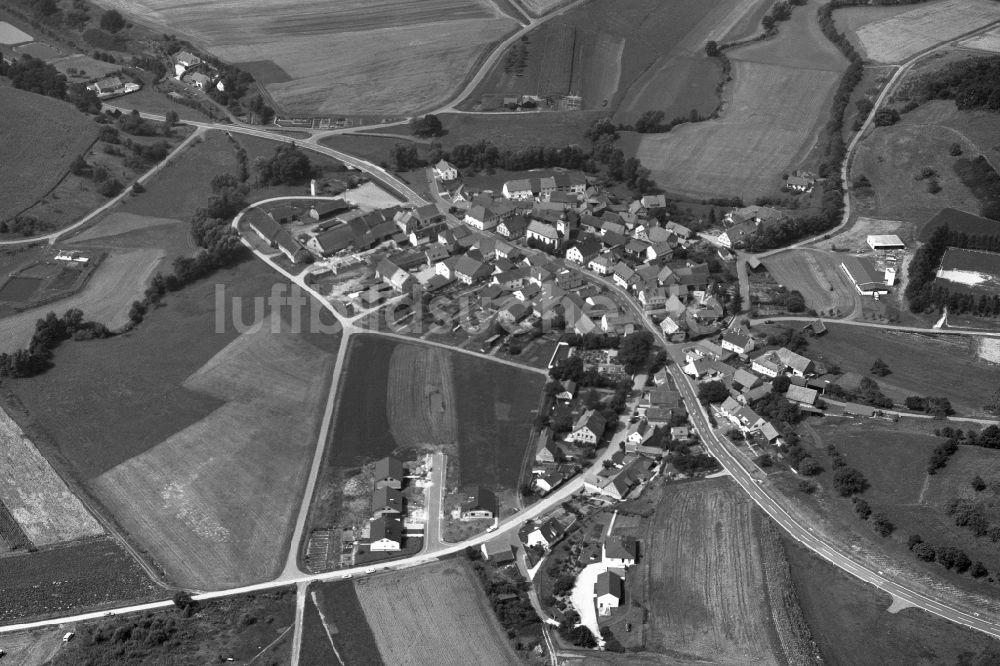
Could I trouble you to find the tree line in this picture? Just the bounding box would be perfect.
[910,56,1000,113]
[0,54,100,113]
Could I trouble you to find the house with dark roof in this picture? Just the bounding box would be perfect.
[602,536,638,567]
[461,486,497,520]
[273,229,309,263]
[571,409,606,444]
[721,329,755,355]
[496,215,529,240]
[372,486,402,517]
[369,515,402,551]
[481,540,516,564]
[840,256,889,295]
[374,456,403,490]
[566,237,602,265]
[596,571,623,615]
[454,255,492,285]
[376,258,415,292]
[535,427,563,464]
[785,384,818,406]
[309,199,350,221]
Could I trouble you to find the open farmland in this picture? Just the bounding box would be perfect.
[0,628,66,666]
[464,0,770,116]
[0,249,164,353]
[784,534,999,665]
[802,324,996,415]
[642,479,804,665]
[90,318,338,590]
[0,537,160,622]
[355,560,519,666]
[311,580,384,665]
[7,260,342,589]
[634,5,846,200]
[763,249,861,318]
[96,0,516,115]
[0,407,102,547]
[387,343,457,450]
[961,26,1000,53]
[0,85,97,223]
[845,0,1000,63]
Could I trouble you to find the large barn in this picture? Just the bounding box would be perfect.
[840,256,889,296]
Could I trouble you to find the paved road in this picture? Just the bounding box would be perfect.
[0,127,206,247]
[666,354,1000,639]
[370,329,548,375]
[422,451,447,551]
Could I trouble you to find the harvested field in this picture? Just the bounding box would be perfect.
[91,319,337,589]
[517,0,565,16]
[960,25,1000,53]
[387,344,457,450]
[355,560,519,666]
[0,407,102,546]
[0,86,97,223]
[0,249,163,353]
[784,532,999,665]
[802,324,996,415]
[98,0,516,115]
[69,212,184,244]
[0,537,159,622]
[635,5,846,199]
[643,479,796,664]
[0,628,65,666]
[312,580,384,665]
[849,0,1000,63]
[0,21,32,44]
[763,249,860,318]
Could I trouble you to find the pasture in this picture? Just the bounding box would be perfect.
[634,5,846,200]
[311,580,384,665]
[643,479,793,664]
[355,560,519,666]
[784,533,999,665]
[99,0,516,115]
[0,86,97,224]
[763,249,860,318]
[803,324,996,415]
[847,0,1000,63]
[90,317,337,590]
[851,113,982,226]
[0,407,103,547]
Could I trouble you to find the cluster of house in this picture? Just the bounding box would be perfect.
[368,456,406,552]
[681,328,830,444]
[85,75,141,99]
[595,536,639,615]
[172,50,223,91]
[530,407,609,495]
[714,205,786,249]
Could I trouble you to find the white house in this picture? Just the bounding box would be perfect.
[721,329,754,355]
[571,409,606,444]
[369,516,402,551]
[751,351,783,378]
[433,160,458,181]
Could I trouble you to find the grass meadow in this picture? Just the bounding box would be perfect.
[0,85,97,223]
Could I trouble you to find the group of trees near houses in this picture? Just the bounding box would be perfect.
[0,54,100,113]
[906,225,1000,316]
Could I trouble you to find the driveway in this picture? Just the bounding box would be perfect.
[570,562,607,643]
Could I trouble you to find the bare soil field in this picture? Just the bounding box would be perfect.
[763,249,860,318]
[642,479,798,665]
[635,6,846,200]
[387,343,458,450]
[97,0,516,115]
[0,407,102,547]
[0,536,160,622]
[355,560,519,666]
[516,0,565,17]
[845,0,1000,63]
[90,319,337,589]
[0,249,164,353]
[783,531,999,665]
[960,25,1000,53]
[0,85,98,223]
[801,324,996,415]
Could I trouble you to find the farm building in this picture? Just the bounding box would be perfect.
[309,199,350,221]
[461,486,497,521]
[602,536,638,568]
[785,384,818,406]
[840,256,889,296]
[481,540,516,564]
[535,428,564,464]
[786,175,813,192]
[866,234,905,251]
[374,456,403,490]
[369,515,402,551]
[596,571,624,615]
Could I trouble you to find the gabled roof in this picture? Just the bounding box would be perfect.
[785,384,818,405]
[604,535,638,560]
[596,570,623,598]
[573,409,607,436]
[760,422,781,441]
[372,486,402,511]
[374,456,403,481]
[370,515,402,542]
[722,329,753,349]
[462,486,497,514]
[454,254,487,278]
[248,210,281,241]
[775,347,812,374]
[527,220,559,239]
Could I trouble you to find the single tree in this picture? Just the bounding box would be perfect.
[100,9,126,33]
[870,358,890,377]
[972,475,986,492]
